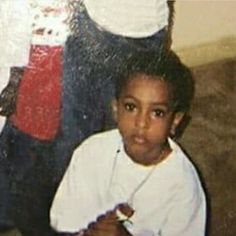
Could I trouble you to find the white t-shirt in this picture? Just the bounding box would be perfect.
[30,0,71,46]
[0,0,31,67]
[50,129,206,236]
[0,0,71,69]
[0,0,31,128]
[84,0,169,38]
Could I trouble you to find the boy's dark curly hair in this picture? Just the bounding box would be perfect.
[115,50,195,114]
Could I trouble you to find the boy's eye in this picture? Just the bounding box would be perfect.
[152,109,166,118]
[124,102,136,112]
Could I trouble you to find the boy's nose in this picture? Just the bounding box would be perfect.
[135,112,149,129]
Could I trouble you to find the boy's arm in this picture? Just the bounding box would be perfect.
[51,209,125,236]
[0,67,24,116]
[50,139,114,233]
[82,204,133,236]
[161,177,206,236]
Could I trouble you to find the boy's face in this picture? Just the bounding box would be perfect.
[112,74,184,165]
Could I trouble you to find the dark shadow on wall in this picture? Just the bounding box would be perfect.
[179,58,236,236]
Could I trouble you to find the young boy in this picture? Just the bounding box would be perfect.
[50,51,206,236]
[54,0,176,181]
[0,1,176,234]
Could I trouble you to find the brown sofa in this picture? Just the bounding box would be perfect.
[179,58,236,236]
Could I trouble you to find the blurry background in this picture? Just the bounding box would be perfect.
[173,1,236,236]
[173,0,236,67]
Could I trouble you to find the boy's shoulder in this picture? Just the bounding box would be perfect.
[81,128,121,148]
[168,138,203,189]
[72,129,121,161]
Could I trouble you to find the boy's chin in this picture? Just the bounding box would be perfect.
[125,147,151,166]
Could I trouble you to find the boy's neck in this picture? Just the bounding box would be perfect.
[127,143,172,167]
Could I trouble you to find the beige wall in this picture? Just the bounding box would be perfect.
[172,0,236,66]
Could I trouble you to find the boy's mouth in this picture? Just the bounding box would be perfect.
[132,134,147,145]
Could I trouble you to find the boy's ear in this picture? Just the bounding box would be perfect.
[170,112,185,137]
[173,112,185,127]
[111,99,118,122]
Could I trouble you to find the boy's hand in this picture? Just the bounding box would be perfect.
[82,203,134,236]
[0,67,23,116]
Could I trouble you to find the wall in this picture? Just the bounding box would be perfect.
[172,0,236,66]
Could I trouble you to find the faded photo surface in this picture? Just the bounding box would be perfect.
[0,1,235,236]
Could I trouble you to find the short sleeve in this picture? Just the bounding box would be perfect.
[50,140,96,232]
[50,134,116,233]
[161,172,206,236]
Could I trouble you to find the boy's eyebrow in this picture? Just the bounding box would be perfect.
[121,95,171,107]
